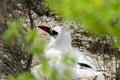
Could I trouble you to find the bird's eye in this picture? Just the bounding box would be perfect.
[50,30,58,36]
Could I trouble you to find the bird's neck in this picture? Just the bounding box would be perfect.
[46,37,72,51]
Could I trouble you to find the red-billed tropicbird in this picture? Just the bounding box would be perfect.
[31,26,105,80]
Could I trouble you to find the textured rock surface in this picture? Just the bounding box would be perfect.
[0,22,32,80]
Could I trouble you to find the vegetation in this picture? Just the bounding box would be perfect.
[46,0,120,47]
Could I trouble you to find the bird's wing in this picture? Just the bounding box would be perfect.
[72,49,97,70]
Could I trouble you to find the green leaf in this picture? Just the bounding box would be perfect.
[8,72,36,80]
[25,29,37,43]
[3,20,23,40]
[62,54,76,65]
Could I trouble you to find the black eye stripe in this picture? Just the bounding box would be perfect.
[50,30,58,36]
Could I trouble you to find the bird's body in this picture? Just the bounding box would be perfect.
[31,26,104,80]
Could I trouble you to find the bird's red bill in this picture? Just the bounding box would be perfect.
[38,26,51,34]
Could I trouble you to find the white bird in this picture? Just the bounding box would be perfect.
[31,26,105,80]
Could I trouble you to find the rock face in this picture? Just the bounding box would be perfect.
[0,22,32,80]
[71,27,118,80]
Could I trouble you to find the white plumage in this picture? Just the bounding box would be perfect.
[31,26,104,80]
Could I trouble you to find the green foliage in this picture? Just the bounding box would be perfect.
[3,19,45,54]
[8,72,36,80]
[38,53,75,80]
[46,0,120,44]
[63,69,72,80]
[25,29,37,43]
[49,69,58,80]
[30,39,45,54]
[40,58,50,74]
[3,20,46,79]
[3,20,24,41]
[62,54,76,65]
[25,30,45,54]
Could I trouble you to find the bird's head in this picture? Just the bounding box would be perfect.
[38,26,72,50]
[38,26,61,38]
